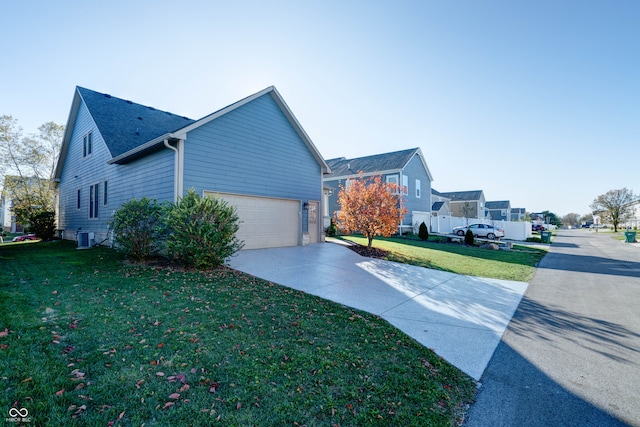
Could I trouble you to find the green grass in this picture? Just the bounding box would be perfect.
[0,241,476,426]
[340,235,546,282]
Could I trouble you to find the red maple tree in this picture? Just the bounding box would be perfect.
[335,172,407,248]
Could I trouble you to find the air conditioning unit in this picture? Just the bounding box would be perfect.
[77,231,95,249]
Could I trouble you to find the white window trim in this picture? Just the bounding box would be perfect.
[83,131,93,158]
[89,183,99,219]
[103,180,108,207]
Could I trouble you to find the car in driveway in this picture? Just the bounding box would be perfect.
[453,224,505,239]
[11,234,39,242]
[532,224,545,232]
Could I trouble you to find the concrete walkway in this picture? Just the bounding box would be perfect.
[229,242,528,380]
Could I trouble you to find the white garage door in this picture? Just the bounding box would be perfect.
[204,192,300,250]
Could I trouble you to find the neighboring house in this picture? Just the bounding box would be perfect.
[0,175,50,233]
[53,86,330,250]
[431,189,451,216]
[485,200,511,221]
[323,148,433,230]
[511,207,526,222]
[437,190,487,221]
[0,186,16,232]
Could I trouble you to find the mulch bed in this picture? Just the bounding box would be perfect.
[345,244,390,259]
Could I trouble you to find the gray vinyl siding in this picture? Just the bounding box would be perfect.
[182,93,322,233]
[399,154,432,226]
[57,101,174,240]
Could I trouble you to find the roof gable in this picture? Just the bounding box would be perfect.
[326,148,431,179]
[55,86,329,178]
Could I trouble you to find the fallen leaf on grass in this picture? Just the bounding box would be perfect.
[236,402,242,410]
[162,402,174,410]
[156,372,165,377]
[21,377,32,383]
[168,393,180,400]
[0,328,8,337]
[178,384,190,392]
[70,404,87,418]
[55,389,65,396]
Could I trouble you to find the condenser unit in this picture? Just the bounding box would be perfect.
[77,231,95,249]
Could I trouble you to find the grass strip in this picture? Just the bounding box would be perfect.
[340,235,546,282]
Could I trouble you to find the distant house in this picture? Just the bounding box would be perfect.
[323,148,433,230]
[0,175,50,233]
[511,207,526,222]
[431,189,451,216]
[53,86,330,249]
[436,190,487,220]
[485,200,511,221]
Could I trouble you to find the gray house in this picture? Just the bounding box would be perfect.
[53,86,330,249]
[431,189,451,217]
[323,148,433,231]
[485,200,511,221]
[437,190,487,220]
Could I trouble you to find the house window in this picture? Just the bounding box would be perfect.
[77,189,81,210]
[402,175,409,195]
[415,179,421,198]
[83,132,93,157]
[89,183,99,219]
[103,181,108,206]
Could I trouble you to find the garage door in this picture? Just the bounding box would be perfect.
[204,192,300,250]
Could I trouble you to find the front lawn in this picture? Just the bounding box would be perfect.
[0,241,476,426]
[339,235,546,282]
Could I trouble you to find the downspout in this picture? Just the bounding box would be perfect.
[164,139,182,203]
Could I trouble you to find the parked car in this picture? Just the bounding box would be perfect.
[11,234,38,242]
[532,224,545,232]
[452,224,505,239]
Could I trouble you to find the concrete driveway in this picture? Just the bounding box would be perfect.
[229,241,528,380]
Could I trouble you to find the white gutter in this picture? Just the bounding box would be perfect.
[163,139,183,202]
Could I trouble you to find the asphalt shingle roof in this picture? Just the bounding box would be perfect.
[325,148,418,177]
[486,200,510,209]
[437,190,484,202]
[77,87,195,158]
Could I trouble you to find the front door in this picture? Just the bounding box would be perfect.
[308,201,319,243]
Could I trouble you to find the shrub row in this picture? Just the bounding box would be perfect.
[109,189,243,268]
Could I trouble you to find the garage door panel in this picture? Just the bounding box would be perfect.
[204,192,300,250]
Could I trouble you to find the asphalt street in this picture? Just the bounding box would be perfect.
[465,229,640,426]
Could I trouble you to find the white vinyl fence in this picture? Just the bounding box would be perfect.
[411,211,533,241]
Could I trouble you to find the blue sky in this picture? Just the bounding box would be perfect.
[2,0,638,216]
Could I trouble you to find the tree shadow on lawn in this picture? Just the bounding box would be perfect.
[341,235,546,273]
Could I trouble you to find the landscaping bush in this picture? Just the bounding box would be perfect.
[325,218,337,237]
[418,221,429,240]
[163,189,244,268]
[465,228,475,245]
[109,197,164,261]
[29,210,56,240]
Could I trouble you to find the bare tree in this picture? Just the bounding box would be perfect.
[461,201,475,226]
[590,188,638,232]
[0,115,64,224]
